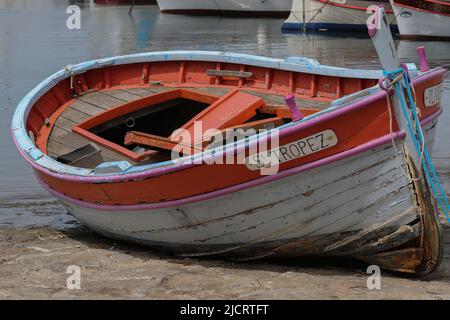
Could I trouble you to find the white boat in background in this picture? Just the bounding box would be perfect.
[155,0,293,17]
[282,0,397,32]
[390,0,450,39]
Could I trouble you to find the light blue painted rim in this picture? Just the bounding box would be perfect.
[11,50,395,177]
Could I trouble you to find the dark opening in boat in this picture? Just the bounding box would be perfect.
[90,98,210,151]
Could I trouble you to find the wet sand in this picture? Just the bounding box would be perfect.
[1,203,449,299]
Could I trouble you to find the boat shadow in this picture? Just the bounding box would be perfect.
[59,222,450,280]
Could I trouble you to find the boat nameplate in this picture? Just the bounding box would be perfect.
[246,129,338,170]
[424,83,443,107]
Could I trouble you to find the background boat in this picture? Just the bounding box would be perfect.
[155,0,293,17]
[390,0,450,39]
[282,0,397,32]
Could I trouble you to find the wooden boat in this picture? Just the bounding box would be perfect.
[390,0,450,39]
[12,9,446,275]
[282,0,397,32]
[155,0,292,17]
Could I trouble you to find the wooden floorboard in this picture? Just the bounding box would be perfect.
[121,87,155,97]
[141,86,172,94]
[185,87,230,97]
[48,131,132,163]
[70,100,109,116]
[53,116,78,133]
[102,90,142,102]
[78,91,125,109]
[49,126,68,141]
[62,108,91,124]
[121,86,170,97]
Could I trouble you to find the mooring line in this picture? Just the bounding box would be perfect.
[383,68,450,222]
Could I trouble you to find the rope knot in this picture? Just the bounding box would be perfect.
[65,65,75,90]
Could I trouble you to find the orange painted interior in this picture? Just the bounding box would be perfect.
[71,89,221,161]
[27,60,381,150]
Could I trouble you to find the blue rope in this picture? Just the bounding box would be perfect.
[383,68,450,222]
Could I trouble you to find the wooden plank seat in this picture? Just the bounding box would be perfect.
[124,131,203,155]
[125,117,287,155]
[206,70,253,78]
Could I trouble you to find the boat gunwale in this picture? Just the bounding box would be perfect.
[11,51,446,183]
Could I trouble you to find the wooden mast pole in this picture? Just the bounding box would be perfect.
[368,6,442,275]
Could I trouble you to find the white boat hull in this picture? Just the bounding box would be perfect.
[156,0,292,16]
[282,0,397,31]
[51,119,437,260]
[390,1,450,38]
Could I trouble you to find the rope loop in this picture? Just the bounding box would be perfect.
[65,65,75,90]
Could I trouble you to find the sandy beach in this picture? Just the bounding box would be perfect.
[1,201,449,299]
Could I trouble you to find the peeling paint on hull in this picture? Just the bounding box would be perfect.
[57,119,440,273]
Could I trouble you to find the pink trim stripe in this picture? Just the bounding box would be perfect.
[16,68,446,184]
[39,131,408,211]
[37,107,442,211]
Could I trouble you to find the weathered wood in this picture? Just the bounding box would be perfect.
[187,86,231,97]
[102,90,141,102]
[56,144,103,169]
[360,248,424,273]
[53,116,78,132]
[47,140,79,158]
[61,107,91,124]
[78,91,125,109]
[48,132,133,163]
[121,87,169,97]
[336,222,421,256]
[141,86,172,94]
[407,155,444,275]
[115,142,415,238]
[70,100,109,116]
[48,126,68,141]
[64,140,426,262]
[369,8,442,275]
